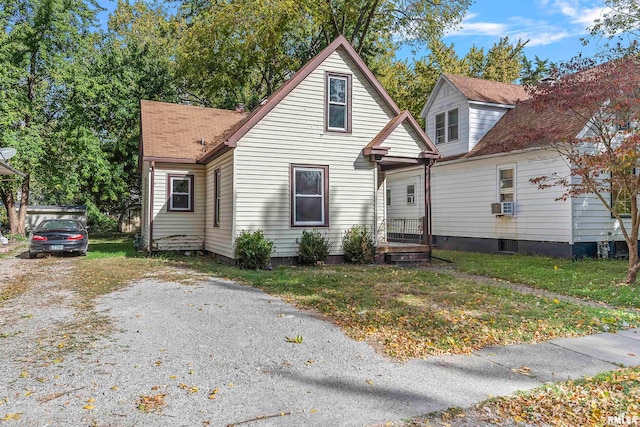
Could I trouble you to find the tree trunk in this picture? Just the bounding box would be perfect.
[17,174,30,234]
[625,239,640,284]
[2,192,16,234]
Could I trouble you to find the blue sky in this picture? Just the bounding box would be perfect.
[397,0,611,64]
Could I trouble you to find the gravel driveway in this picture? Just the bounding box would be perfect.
[0,254,535,426]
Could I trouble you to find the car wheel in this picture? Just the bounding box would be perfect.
[80,250,87,257]
[28,251,37,259]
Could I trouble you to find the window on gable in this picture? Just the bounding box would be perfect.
[407,184,415,205]
[291,165,329,226]
[326,73,351,132]
[434,108,459,144]
[214,168,221,226]
[168,175,194,212]
[498,167,514,202]
[448,108,459,141]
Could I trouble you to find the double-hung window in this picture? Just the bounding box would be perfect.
[326,73,351,132]
[168,175,194,212]
[611,169,635,217]
[498,167,514,202]
[407,184,415,205]
[291,165,329,226]
[434,108,459,144]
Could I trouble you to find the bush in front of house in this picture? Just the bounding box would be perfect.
[298,229,332,265]
[234,230,274,269]
[341,225,376,264]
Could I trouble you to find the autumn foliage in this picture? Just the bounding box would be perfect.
[521,56,640,283]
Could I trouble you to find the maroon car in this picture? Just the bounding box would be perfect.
[28,219,88,259]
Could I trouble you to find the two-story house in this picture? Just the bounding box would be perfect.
[386,73,619,258]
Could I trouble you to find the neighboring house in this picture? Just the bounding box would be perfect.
[139,36,439,262]
[387,73,618,258]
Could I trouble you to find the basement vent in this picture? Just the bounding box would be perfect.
[498,239,518,253]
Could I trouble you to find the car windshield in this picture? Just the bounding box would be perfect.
[38,220,82,230]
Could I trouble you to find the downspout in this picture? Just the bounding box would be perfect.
[423,161,434,258]
[149,161,155,253]
[373,164,378,242]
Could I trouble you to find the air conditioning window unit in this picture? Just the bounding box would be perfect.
[491,201,515,216]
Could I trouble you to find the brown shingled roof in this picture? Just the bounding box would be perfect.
[140,100,249,162]
[465,99,589,158]
[443,74,529,105]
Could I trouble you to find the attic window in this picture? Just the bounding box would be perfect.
[168,175,194,212]
[435,108,459,144]
[326,73,352,132]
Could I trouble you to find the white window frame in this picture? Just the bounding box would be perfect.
[434,107,460,144]
[407,184,416,205]
[292,165,329,227]
[497,165,515,203]
[168,175,193,212]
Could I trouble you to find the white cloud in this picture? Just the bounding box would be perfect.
[519,31,572,46]
[570,6,612,27]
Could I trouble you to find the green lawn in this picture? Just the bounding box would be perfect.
[434,249,640,308]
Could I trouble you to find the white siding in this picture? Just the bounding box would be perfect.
[204,150,235,258]
[385,166,425,219]
[234,48,393,257]
[431,150,572,243]
[380,121,426,158]
[151,163,206,251]
[468,104,510,150]
[572,191,633,243]
[425,82,469,158]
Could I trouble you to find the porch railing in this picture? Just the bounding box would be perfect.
[386,217,424,243]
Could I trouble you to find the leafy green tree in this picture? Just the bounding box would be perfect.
[177,0,314,109]
[0,0,100,234]
[520,55,552,86]
[83,0,178,222]
[175,0,473,109]
[380,37,531,121]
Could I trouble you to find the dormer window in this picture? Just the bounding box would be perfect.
[326,72,352,132]
[435,108,459,144]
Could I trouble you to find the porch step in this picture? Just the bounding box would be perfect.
[384,251,430,267]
